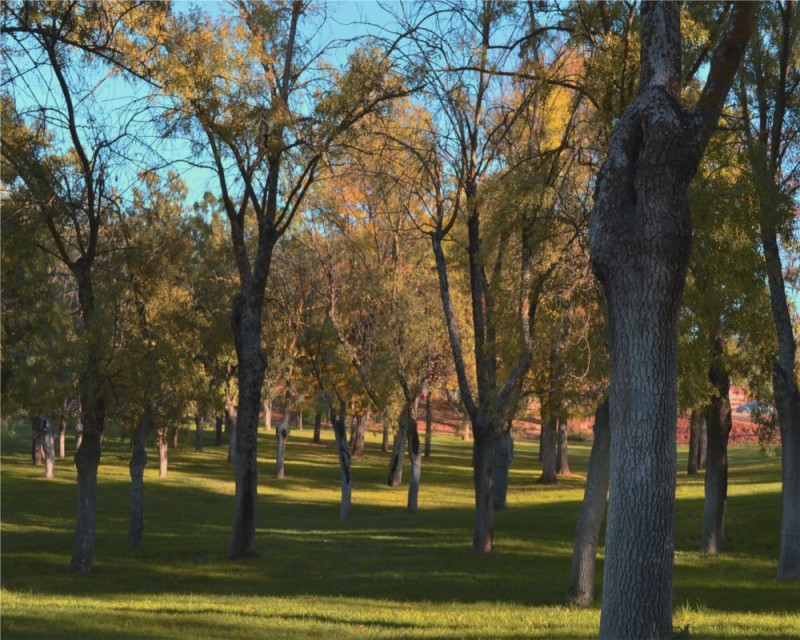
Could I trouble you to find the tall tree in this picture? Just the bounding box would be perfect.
[153,1,408,558]
[1,1,167,571]
[737,0,800,580]
[588,3,755,637]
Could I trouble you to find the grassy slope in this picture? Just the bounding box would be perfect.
[1,425,798,639]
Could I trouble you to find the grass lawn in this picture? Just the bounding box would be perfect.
[1,424,798,639]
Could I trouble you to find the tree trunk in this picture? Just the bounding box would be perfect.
[296,409,303,431]
[172,426,179,449]
[194,415,204,453]
[697,413,708,471]
[568,398,610,607]
[228,295,267,559]
[59,399,69,459]
[759,219,800,579]
[387,415,408,487]
[43,418,55,479]
[381,416,390,452]
[348,414,357,450]
[538,416,558,484]
[556,418,570,475]
[701,336,732,554]
[471,422,496,552]
[688,409,702,474]
[32,416,44,466]
[263,397,272,432]
[424,392,433,458]
[538,419,544,461]
[129,408,154,547]
[407,408,422,512]
[225,400,237,464]
[462,417,471,441]
[275,417,290,480]
[313,410,322,444]
[493,425,514,510]
[75,420,83,452]
[215,415,223,446]
[331,402,351,520]
[157,429,168,478]
[353,414,367,456]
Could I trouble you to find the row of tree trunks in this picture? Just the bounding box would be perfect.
[568,399,610,607]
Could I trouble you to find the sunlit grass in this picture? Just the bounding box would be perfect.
[2,425,799,639]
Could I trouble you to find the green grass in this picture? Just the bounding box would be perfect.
[2,426,799,639]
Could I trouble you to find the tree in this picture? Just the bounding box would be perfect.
[737,0,800,580]
[1,1,167,571]
[152,1,408,558]
[588,3,755,636]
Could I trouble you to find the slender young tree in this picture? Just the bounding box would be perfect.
[737,0,800,580]
[588,3,755,637]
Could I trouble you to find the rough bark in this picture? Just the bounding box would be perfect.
[471,422,496,552]
[331,402,351,520]
[701,336,732,554]
[43,418,56,479]
[313,410,322,444]
[275,416,290,480]
[568,398,610,608]
[228,294,267,559]
[538,417,558,485]
[493,426,514,510]
[424,393,433,458]
[556,418,570,475]
[129,407,154,547]
[697,414,708,471]
[588,3,754,634]
[195,415,204,453]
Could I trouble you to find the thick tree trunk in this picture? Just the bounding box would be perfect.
[313,410,322,444]
[688,409,702,474]
[424,393,433,458]
[215,415,223,446]
[228,295,267,559]
[129,408,154,547]
[157,429,168,478]
[761,219,800,579]
[407,410,422,512]
[352,414,367,456]
[568,399,611,607]
[471,422,496,552]
[331,402,351,520]
[387,415,408,487]
[701,337,732,554]
[462,417,471,441]
[556,418,570,475]
[538,417,558,484]
[195,415,204,453]
[71,431,100,572]
[492,426,514,510]
[43,418,56,479]
[697,414,708,471]
[275,417,290,480]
